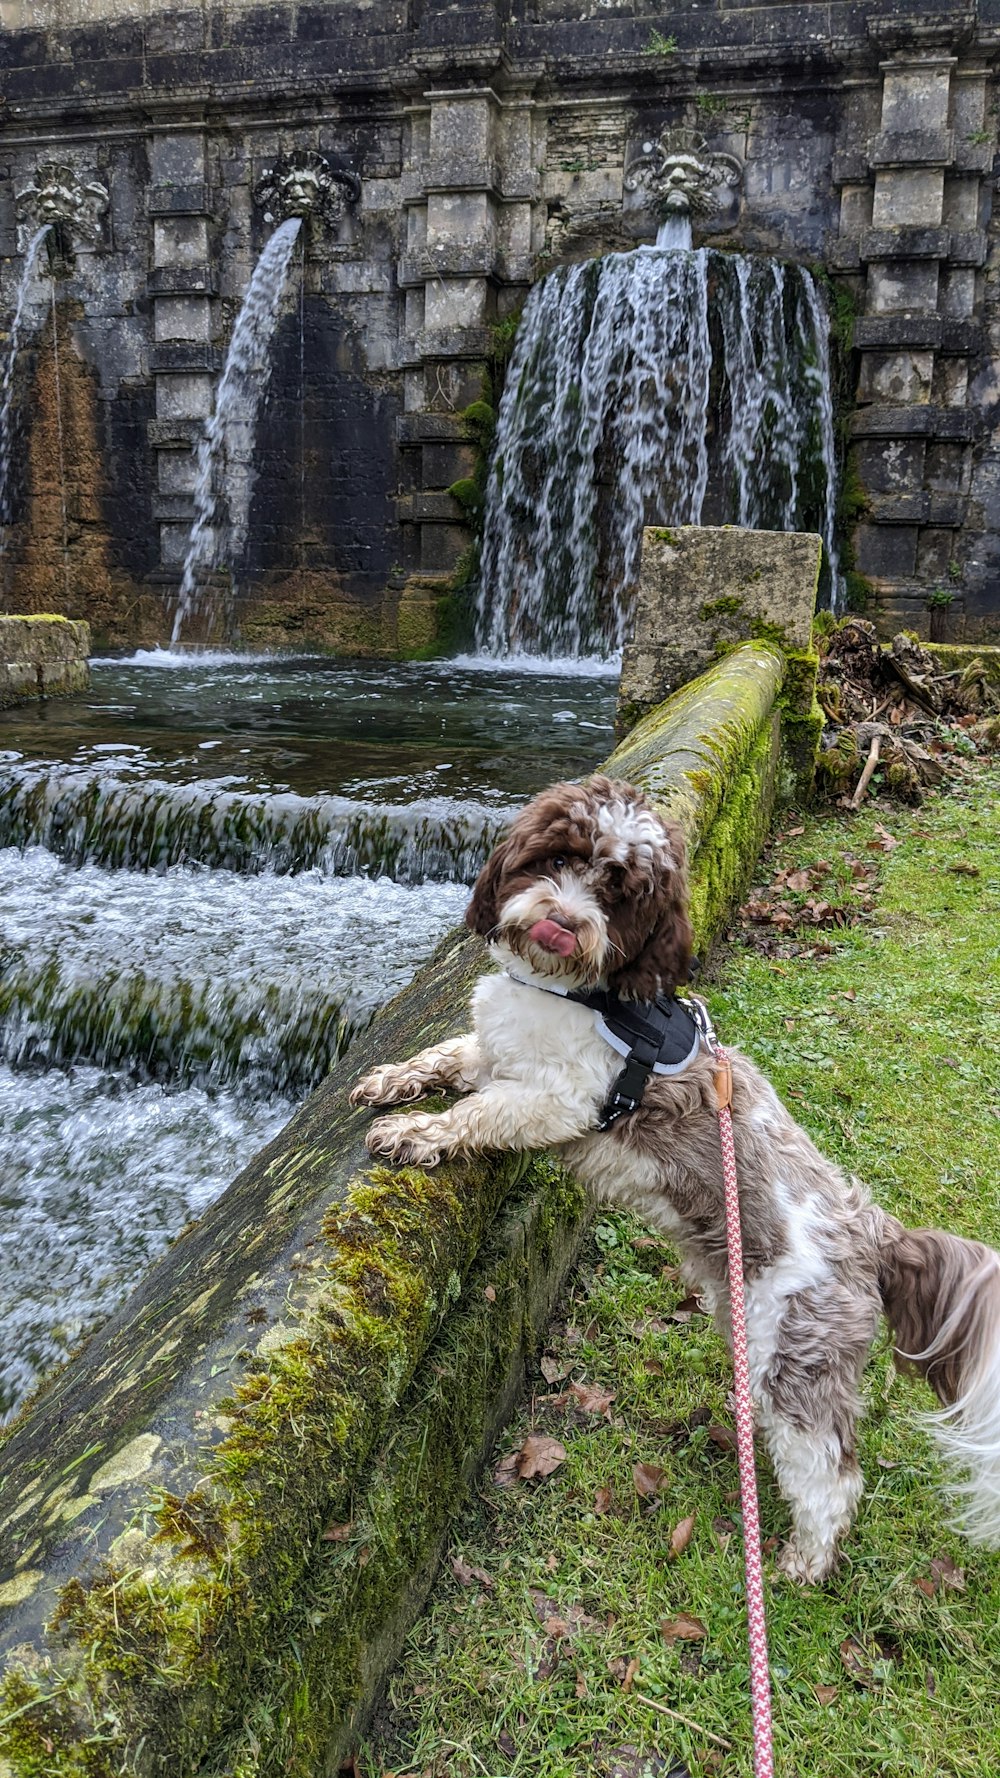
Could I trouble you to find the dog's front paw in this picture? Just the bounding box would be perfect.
[350,1066,424,1108]
[365,1114,444,1168]
[776,1538,836,1587]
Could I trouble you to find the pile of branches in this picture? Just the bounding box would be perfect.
[815,619,1000,807]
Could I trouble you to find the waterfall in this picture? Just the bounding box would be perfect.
[172,217,302,643]
[476,247,840,659]
[0,225,52,536]
[478,248,712,658]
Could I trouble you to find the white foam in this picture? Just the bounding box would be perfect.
[447,651,621,679]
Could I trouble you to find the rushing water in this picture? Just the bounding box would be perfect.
[0,225,51,538]
[172,219,303,643]
[0,653,616,1413]
[476,246,839,659]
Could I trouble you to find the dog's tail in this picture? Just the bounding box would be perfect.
[878,1215,1000,1544]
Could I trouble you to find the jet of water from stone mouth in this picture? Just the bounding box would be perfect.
[656,213,693,251]
[0,224,52,544]
[171,217,302,645]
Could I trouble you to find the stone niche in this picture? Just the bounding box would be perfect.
[0,0,996,648]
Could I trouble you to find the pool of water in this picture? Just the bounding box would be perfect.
[0,651,617,1413]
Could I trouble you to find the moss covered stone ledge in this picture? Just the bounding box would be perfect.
[0,640,793,1776]
[0,616,90,709]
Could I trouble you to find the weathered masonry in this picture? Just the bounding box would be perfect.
[1,0,999,646]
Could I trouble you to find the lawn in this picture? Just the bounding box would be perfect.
[360,760,1000,1778]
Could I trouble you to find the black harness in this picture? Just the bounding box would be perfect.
[508,972,703,1130]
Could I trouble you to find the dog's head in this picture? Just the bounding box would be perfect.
[466,775,692,1000]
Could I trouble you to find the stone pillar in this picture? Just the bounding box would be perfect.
[145,131,218,582]
[396,80,537,639]
[832,29,993,638]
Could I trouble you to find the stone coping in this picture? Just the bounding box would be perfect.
[0,642,788,1776]
[0,616,91,711]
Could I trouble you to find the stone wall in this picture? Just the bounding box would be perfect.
[0,0,998,646]
[0,613,89,706]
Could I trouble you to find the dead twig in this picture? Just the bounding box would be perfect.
[634,1692,733,1751]
[850,732,882,809]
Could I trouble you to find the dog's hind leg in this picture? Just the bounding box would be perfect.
[752,1283,879,1583]
[350,1035,482,1108]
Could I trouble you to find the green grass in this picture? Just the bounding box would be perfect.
[360,763,1000,1778]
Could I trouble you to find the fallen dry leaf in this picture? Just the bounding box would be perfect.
[493,1450,521,1489]
[712,1514,736,1552]
[543,1614,569,1639]
[622,1655,641,1692]
[321,1521,354,1542]
[633,1459,668,1500]
[949,861,980,877]
[668,1514,696,1560]
[516,1435,567,1481]
[570,1380,616,1417]
[450,1555,494,1589]
[928,1554,966,1592]
[814,1684,839,1706]
[575,1670,588,1699]
[661,1613,708,1645]
[642,1357,664,1377]
[707,1424,738,1453]
[671,1293,705,1323]
[871,823,899,852]
[594,1485,613,1515]
[484,1284,497,1302]
[539,1353,566,1385]
[545,1552,559,1573]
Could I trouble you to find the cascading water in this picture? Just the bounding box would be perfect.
[476,244,840,659]
[0,224,52,538]
[171,216,302,642]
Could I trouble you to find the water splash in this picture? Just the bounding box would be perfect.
[656,214,693,250]
[476,247,839,657]
[478,248,711,658]
[0,847,468,1092]
[0,759,507,882]
[0,225,52,537]
[172,217,302,643]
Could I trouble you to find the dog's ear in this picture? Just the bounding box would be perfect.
[607,821,693,1001]
[466,838,510,937]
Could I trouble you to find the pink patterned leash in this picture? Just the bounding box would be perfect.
[690,998,775,1778]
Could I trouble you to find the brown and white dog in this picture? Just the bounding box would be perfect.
[351,774,1000,1582]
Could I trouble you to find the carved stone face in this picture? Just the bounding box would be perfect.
[660,152,711,214]
[14,163,108,247]
[275,166,324,218]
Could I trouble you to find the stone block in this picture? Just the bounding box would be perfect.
[854,521,919,578]
[855,315,941,349]
[867,260,939,313]
[853,436,926,494]
[618,526,820,710]
[870,127,954,167]
[154,372,214,421]
[148,134,206,186]
[147,184,211,216]
[857,348,934,405]
[849,405,975,442]
[861,225,949,260]
[153,215,210,268]
[880,64,952,136]
[871,168,945,227]
[153,296,212,344]
[147,265,217,296]
[0,615,90,708]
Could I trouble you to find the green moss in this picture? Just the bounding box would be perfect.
[844,571,876,613]
[699,594,745,620]
[686,716,780,944]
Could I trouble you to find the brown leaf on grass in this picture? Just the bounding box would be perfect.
[929,1555,966,1592]
[786,868,816,892]
[450,1555,494,1589]
[543,1615,569,1639]
[321,1521,354,1542]
[814,1684,839,1706]
[668,1514,696,1560]
[839,1634,887,1688]
[570,1380,616,1417]
[707,1424,738,1453]
[539,1354,566,1385]
[712,1515,736,1552]
[915,1577,936,1599]
[633,1460,668,1500]
[492,1450,521,1489]
[594,1486,614,1515]
[949,862,980,877]
[484,1284,497,1302]
[622,1656,641,1692]
[643,1357,664,1377]
[871,823,899,852]
[575,1670,588,1699]
[661,1613,707,1645]
[671,1293,705,1323]
[841,987,857,1001]
[357,1546,370,1568]
[516,1435,567,1481]
[545,1552,559,1573]
[787,825,805,837]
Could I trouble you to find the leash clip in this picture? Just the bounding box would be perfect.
[686,994,732,1109]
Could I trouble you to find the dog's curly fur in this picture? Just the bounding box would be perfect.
[352,775,1000,1582]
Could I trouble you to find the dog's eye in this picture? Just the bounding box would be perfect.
[550,854,567,871]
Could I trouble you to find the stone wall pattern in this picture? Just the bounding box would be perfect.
[0,0,997,646]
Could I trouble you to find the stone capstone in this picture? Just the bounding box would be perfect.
[0,614,90,708]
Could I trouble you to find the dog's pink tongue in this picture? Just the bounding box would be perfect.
[529,918,577,957]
